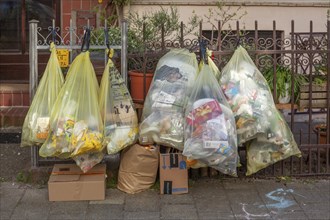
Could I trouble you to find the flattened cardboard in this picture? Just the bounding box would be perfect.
[48,164,106,201]
[159,153,188,195]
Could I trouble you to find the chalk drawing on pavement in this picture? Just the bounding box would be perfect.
[261,188,305,209]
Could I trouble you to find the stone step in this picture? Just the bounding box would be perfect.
[0,107,29,129]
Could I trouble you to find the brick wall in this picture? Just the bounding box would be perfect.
[0,84,29,107]
[61,0,107,36]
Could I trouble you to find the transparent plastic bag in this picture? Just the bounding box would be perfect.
[39,51,103,159]
[99,57,138,154]
[139,49,198,150]
[21,43,64,147]
[73,151,105,173]
[183,62,238,177]
[219,46,301,175]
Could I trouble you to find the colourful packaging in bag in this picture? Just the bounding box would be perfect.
[186,99,222,126]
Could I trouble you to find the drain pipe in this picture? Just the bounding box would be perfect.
[29,20,39,168]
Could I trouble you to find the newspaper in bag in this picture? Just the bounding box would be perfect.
[139,49,198,150]
[99,58,138,154]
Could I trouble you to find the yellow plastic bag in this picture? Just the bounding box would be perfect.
[21,43,64,147]
[99,55,138,154]
[198,49,221,80]
[39,51,103,158]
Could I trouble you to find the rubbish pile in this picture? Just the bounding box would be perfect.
[21,38,301,196]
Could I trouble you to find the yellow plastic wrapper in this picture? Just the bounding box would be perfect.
[21,42,64,147]
[39,51,104,160]
[99,54,138,154]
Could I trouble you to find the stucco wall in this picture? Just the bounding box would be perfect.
[127,4,329,36]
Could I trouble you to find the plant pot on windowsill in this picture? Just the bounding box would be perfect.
[313,124,327,144]
[128,70,154,103]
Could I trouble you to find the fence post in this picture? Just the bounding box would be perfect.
[121,19,128,86]
[327,19,330,145]
[29,19,39,168]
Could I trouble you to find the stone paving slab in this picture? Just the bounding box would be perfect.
[197,211,236,220]
[161,204,198,219]
[160,194,195,205]
[124,191,160,212]
[0,178,329,220]
[86,204,124,220]
[124,211,160,219]
[194,196,231,213]
[90,189,125,205]
[48,201,89,220]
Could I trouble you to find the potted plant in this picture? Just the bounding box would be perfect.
[313,124,327,144]
[263,65,307,104]
[298,64,327,109]
[126,6,199,103]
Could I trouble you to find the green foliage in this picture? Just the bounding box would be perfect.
[112,0,131,6]
[16,171,32,183]
[128,6,182,51]
[202,1,247,45]
[276,176,293,184]
[91,5,198,53]
[263,65,307,103]
[106,175,118,189]
[150,180,160,191]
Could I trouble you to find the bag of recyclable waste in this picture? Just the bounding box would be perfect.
[139,49,198,150]
[21,43,64,147]
[117,144,159,194]
[39,50,104,161]
[198,49,221,81]
[219,46,301,175]
[99,53,138,155]
[73,151,105,173]
[183,61,238,177]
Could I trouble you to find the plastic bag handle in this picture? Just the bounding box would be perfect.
[235,36,242,49]
[51,28,56,43]
[104,28,113,58]
[104,28,110,50]
[200,39,208,65]
[81,28,91,52]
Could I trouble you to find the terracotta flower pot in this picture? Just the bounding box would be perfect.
[128,70,153,103]
[313,124,327,144]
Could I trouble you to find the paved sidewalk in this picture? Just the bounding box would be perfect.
[1,178,329,220]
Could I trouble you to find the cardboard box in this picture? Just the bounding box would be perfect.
[159,153,188,194]
[48,164,106,201]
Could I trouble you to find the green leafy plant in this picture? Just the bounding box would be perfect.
[313,64,327,85]
[16,171,32,183]
[263,65,307,103]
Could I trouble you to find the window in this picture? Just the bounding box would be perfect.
[0,0,58,53]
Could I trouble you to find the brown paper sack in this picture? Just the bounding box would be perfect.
[117,144,159,194]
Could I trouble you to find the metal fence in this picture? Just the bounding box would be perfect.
[127,20,330,177]
[29,19,330,176]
